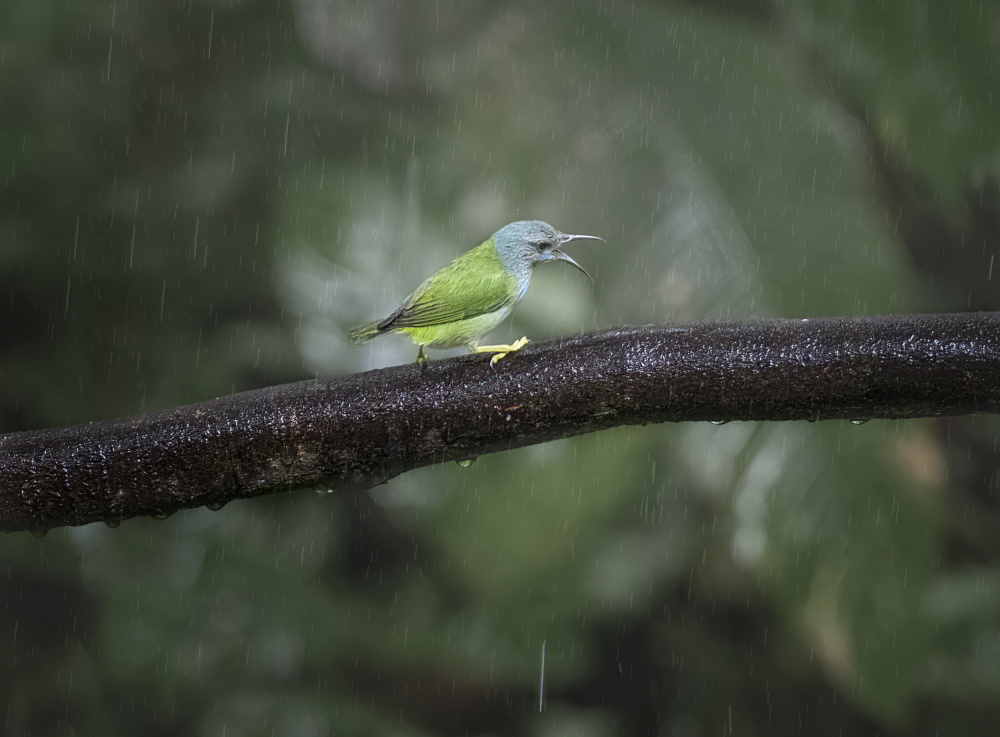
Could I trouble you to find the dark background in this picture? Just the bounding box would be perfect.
[2,1,999,735]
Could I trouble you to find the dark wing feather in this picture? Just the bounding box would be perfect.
[378,292,513,329]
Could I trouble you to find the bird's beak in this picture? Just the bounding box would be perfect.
[550,249,593,280]
[549,232,604,280]
[560,233,605,245]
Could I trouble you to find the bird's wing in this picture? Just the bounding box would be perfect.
[378,244,518,330]
[378,274,515,329]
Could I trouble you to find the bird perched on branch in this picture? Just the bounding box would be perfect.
[350,220,602,366]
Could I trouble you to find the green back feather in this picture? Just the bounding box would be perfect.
[375,238,520,331]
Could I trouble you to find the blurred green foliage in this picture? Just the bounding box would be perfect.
[779,0,1000,211]
[1,0,998,735]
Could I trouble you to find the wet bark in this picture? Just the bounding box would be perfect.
[2,312,998,533]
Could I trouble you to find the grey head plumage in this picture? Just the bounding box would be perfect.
[492,220,602,281]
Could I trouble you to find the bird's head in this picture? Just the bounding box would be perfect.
[494,220,603,279]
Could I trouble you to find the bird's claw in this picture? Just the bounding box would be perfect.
[483,337,531,367]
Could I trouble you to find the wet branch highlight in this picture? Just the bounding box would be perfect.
[1,312,998,533]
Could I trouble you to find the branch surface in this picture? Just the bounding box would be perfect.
[2,313,998,532]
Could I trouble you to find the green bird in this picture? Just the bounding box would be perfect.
[349,220,602,366]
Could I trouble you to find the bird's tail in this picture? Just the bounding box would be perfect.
[348,321,383,344]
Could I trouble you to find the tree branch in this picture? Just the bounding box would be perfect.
[2,312,998,533]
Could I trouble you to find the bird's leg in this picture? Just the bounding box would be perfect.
[472,337,531,366]
[415,345,429,368]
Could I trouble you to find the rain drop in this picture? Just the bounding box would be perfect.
[206,500,226,511]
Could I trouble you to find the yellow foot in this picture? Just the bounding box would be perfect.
[473,336,531,366]
[415,346,429,368]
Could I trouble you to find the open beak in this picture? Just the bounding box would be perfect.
[550,232,604,280]
[550,249,593,280]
